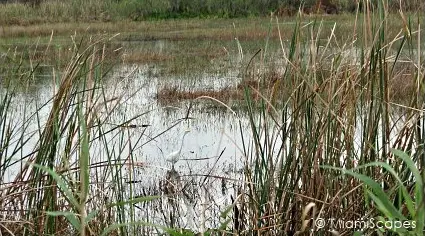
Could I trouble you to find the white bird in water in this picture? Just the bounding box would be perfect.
[166,129,190,168]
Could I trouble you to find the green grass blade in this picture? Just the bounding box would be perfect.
[322,165,405,220]
[32,163,79,208]
[46,211,81,230]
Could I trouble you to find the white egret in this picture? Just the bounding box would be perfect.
[166,129,190,168]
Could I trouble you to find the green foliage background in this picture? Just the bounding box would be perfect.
[0,0,423,24]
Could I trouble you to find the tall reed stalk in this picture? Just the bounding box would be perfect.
[0,35,160,235]
[236,1,424,234]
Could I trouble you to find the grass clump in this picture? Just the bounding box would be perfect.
[231,2,424,235]
[0,35,162,235]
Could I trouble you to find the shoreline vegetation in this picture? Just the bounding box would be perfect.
[0,14,413,40]
[0,0,425,235]
[1,12,421,104]
[0,0,424,25]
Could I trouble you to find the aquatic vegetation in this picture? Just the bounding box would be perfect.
[0,2,424,235]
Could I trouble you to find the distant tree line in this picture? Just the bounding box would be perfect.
[0,0,41,6]
[113,0,347,19]
[0,0,423,20]
[109,0,424,19]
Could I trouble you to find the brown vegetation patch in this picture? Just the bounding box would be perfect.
[0,17,309,42]
[238,70,279,90]
[314,0,339,14]
[194,47,228,59]
[274,0,339,17]
[157,87,244,103]
[389,74,417,103]
[122,51,174,63]
[157,73,280,104]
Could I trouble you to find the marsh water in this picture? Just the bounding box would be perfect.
[0,36,286,231]
[1,34,418,232]
[2,36,288,177]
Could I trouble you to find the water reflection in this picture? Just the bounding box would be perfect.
[0,60,251,232]
[98,64,248,231]
[2,41,418,232]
